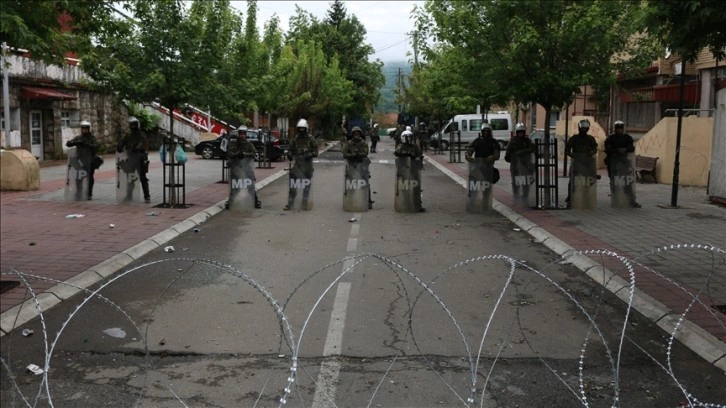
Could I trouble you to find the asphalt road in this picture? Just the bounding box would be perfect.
[2,141,724,407]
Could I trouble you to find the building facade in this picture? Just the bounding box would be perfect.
[1,51,127,161]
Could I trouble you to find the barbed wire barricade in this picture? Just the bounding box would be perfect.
[1,244,724,407]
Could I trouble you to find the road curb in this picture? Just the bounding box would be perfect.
[0,140,336,337]
[424,155,726,372]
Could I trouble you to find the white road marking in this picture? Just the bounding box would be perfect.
[311,214,361,407]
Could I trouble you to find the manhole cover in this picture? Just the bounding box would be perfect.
[0,280,21,294]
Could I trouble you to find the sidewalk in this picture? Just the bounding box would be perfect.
[1,153,287,323]
[1,144,725,370]
[424,150,726,370]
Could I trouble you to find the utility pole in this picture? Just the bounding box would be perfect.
[670,60,687,207]
[397,67,402,113]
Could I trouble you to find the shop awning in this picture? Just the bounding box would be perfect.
[21,86,76,100]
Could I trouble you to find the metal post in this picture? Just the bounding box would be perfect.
[2,42,11,147]
[670,62,686,207]
[563,105,570,177]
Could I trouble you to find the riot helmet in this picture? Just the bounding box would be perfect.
[405,126,411,132]
[578,119,591,131]
[80,120,91,132]
[613,120,625,129]
[515,123,526,134]
[128,116,140,130]
[481,123,493,137]
[296,119,309,135]
[401,130,413,142]
[351,126,363,138]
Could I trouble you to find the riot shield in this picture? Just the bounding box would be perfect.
[610,152,637,208]
[287,156,314,211]
[116,150,142,203]
[228,156,256,211]
[570,153,597,209]
[510,152,535,208]
[466,158,494,213]
[394,156,423,213]
[343,158,370,212]
[64,147,89,201]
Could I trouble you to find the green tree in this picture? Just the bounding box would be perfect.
[414,0,654,136]
[286,1,384,121]
[184,0,241,123]
[643,0,726,62]
[273,40,353,136]
[0,0,120,65]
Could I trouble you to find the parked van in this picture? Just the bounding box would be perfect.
[435,112,513,149]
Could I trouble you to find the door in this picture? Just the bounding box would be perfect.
[30,111,43,160]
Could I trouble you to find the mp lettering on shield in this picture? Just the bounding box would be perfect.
[290,178,312,189]
[345,179,368,189]
[514,175,535,186]
[574,177,597,187]
[612,175,635,186]
[75,170,88,180]
[231,178,254,189]
[468,180,491,191]
[398,179,419,190]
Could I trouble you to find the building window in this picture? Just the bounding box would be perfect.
[461,120,468,131]
[549,111,560,128]
[61,111,71,128]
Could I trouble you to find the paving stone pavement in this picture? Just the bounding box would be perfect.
[1,142,724,370]
[423,149,725,369]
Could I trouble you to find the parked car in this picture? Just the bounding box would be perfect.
[247,130,289,162]
[195,134,229,159]
[195,129,289,161]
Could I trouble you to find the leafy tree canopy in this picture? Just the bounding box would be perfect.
[643,0,726,62]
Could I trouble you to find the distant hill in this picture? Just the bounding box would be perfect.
[375,61,412,113]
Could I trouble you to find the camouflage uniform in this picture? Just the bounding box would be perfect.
[226,135,260,208]
[227,137,257,159]
[604,132,635,178]
[465,135,500,162]
[286,131,318,209]
[288,133,318,163]
[394,140,422,159]
[565,133,598,157]
[368,127,380,153]
[343,136,370,162]
[344,127,373,208]
[504,135,534,162]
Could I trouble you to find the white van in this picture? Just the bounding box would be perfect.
[436,112,513,149]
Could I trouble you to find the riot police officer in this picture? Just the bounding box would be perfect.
[284,119,318,210]
[66,120,100,200]
[605,120,640,208]
[117,117,151,203]
[394,129,425,212]
[344,126,374,209]
[226,126,261,209]
[565,119,599,207]
[465,124,500,163]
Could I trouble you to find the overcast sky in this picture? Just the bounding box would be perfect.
[230,1,422,63]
